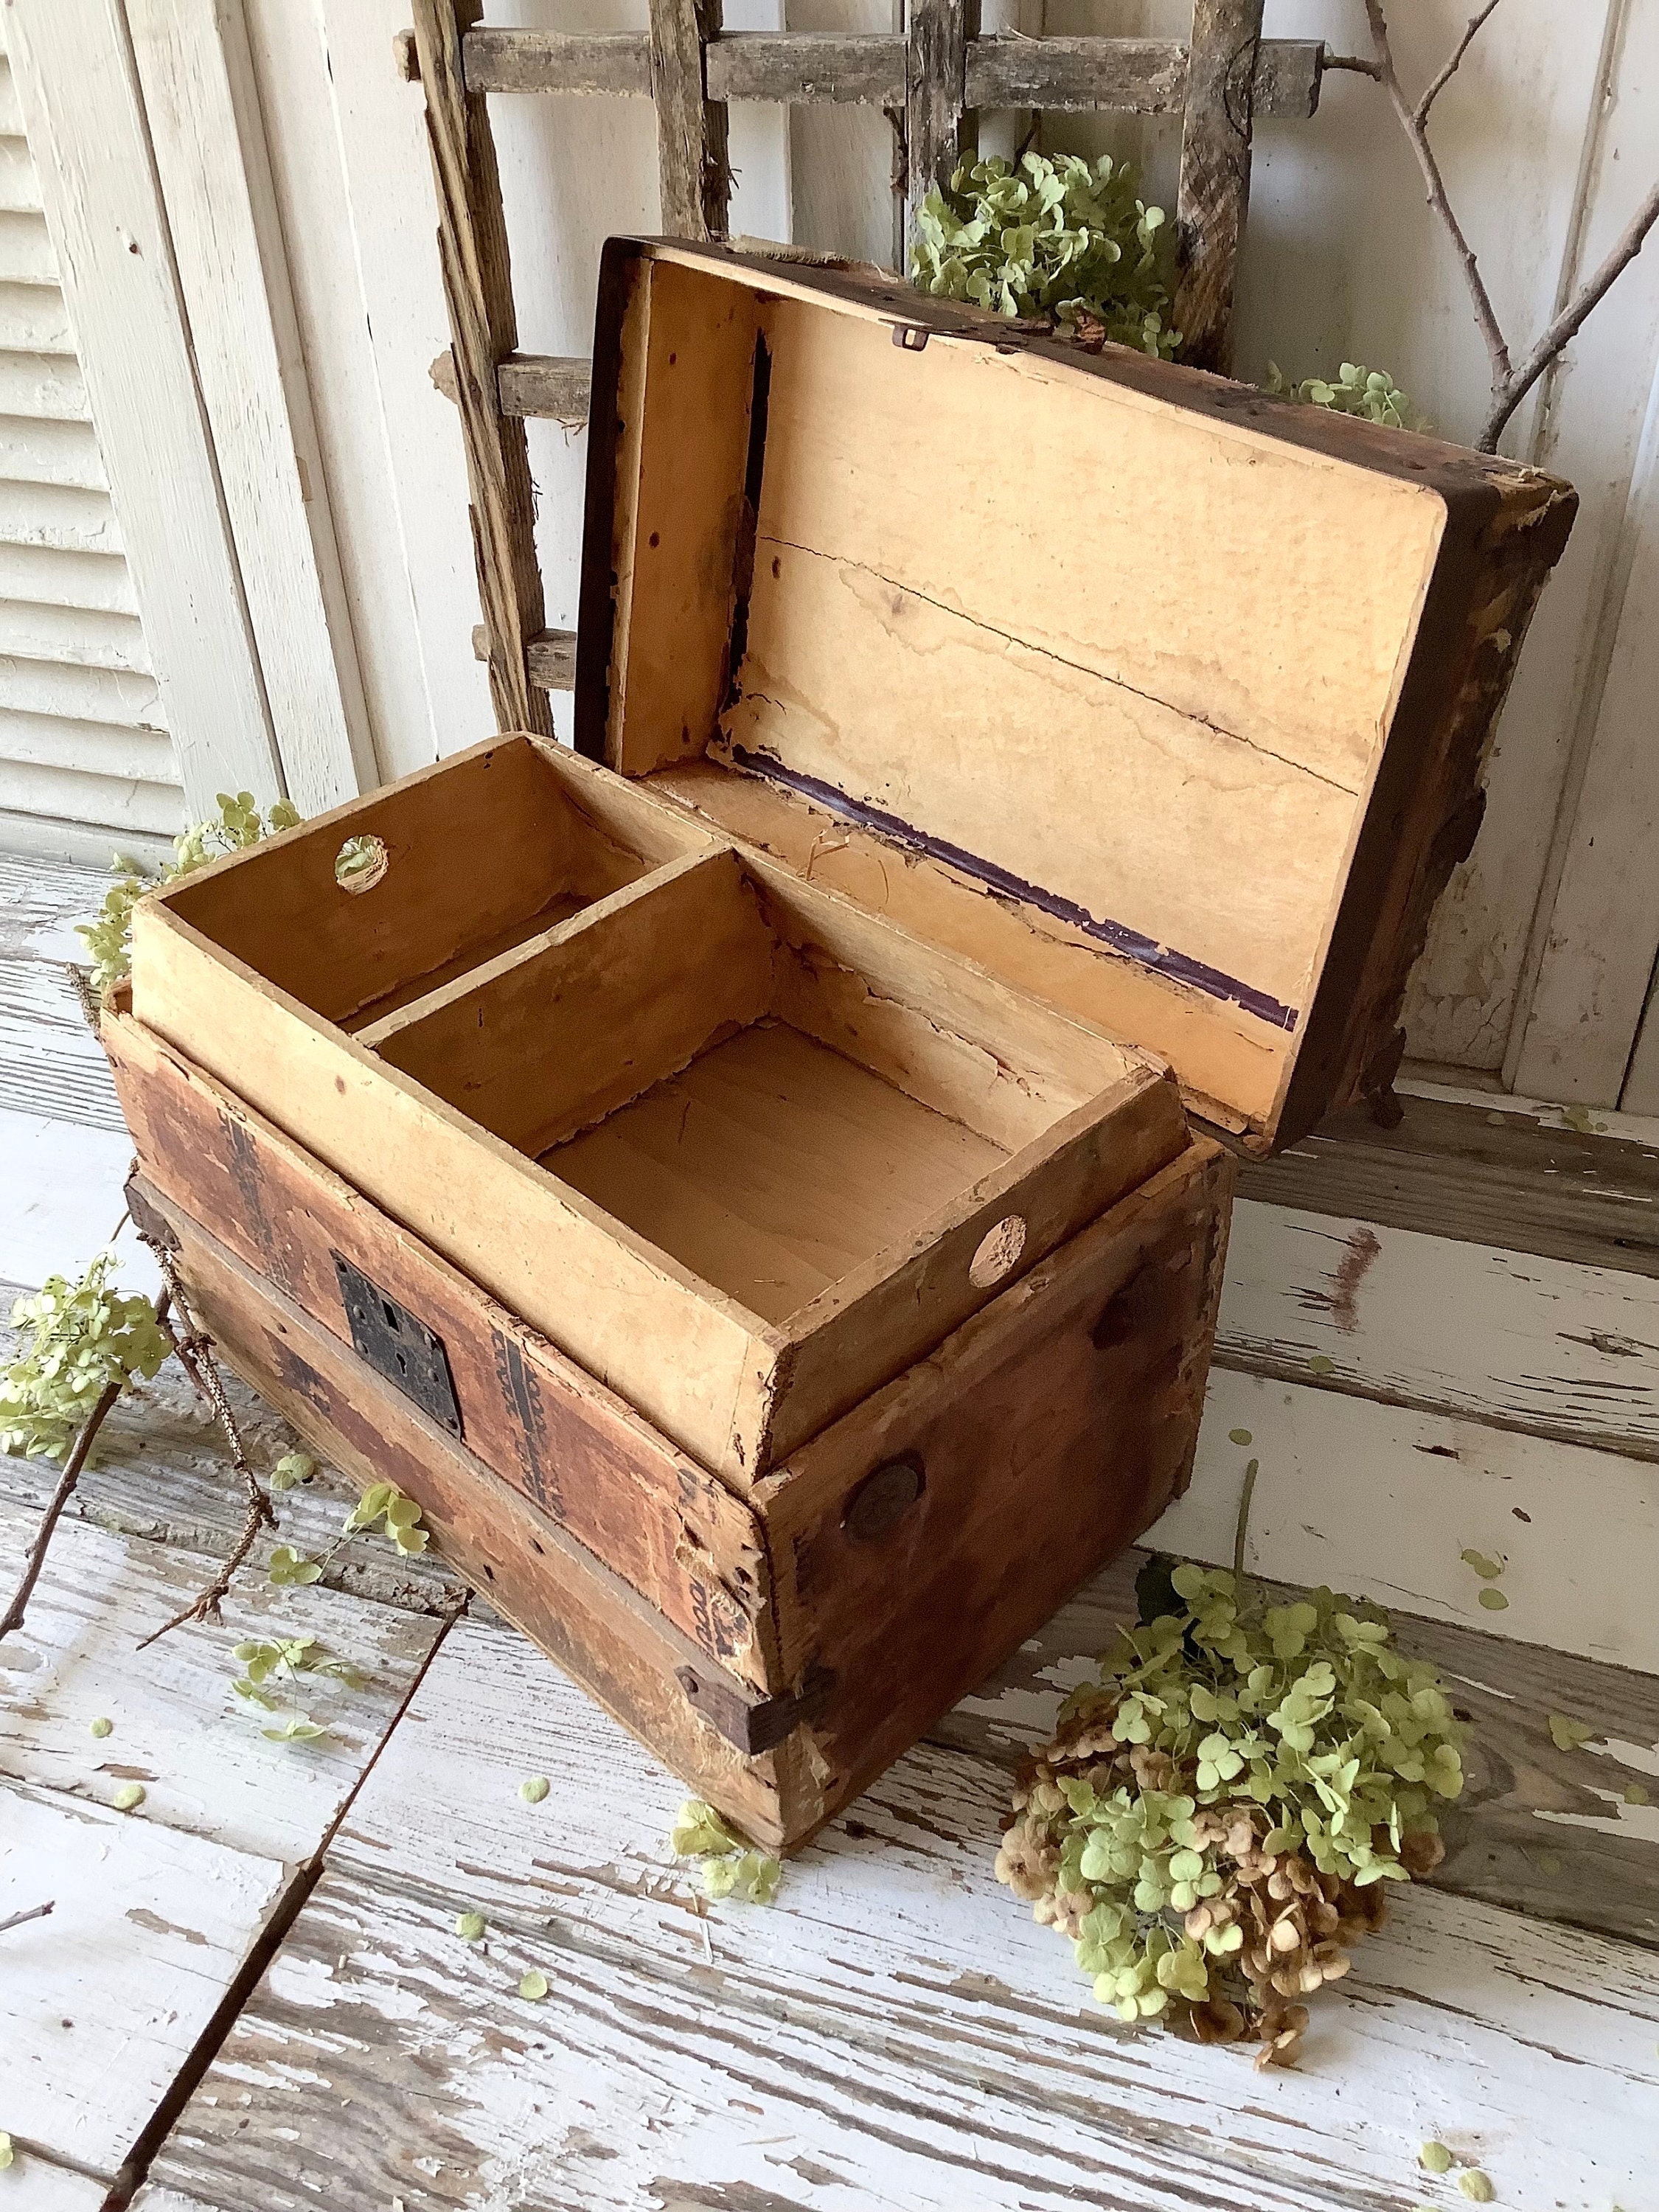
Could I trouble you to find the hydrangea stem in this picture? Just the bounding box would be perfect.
[0,1290,170,1646]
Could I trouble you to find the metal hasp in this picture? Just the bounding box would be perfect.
[333,1252,463,1437]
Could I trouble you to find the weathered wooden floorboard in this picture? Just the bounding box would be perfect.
[1166,1368,1659,1672]
[1239,1091,1659,1276]
[3,2155,113,2209]
[2,1781,289,2189]
[0,1105,159,1301]
[0,849,113,959]
[1218,1197,1659,1460]
[942,1549,1659,1950]
[145,1613,1659,2212]
[0,951,123,1129]
[0,1489,442,1863]
[0,1336,459,1610]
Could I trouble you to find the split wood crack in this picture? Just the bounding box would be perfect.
[755,534,1361,796]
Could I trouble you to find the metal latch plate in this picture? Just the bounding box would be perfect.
[333,1253,462,1436]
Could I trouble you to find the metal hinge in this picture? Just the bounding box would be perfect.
[675,1662,835,1756]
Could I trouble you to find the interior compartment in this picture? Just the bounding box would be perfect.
[160,734,713,1034]
[372,846,1145,1325]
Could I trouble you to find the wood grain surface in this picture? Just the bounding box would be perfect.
[143,1605,1659,2212]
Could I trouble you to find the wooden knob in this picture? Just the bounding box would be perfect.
[841,1456,924,1543]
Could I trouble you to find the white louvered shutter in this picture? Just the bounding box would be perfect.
[0,27,181,865]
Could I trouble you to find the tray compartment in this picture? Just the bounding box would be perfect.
[159,733,714,1034]
[372,844,1161,1330]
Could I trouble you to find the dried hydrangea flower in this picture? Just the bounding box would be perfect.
[993,1557,1466,2059]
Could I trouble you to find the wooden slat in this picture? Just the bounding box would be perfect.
[145,1607,1659,2212]
[969,34,1319,117]
[0,595,147,672]
[709,31,904,105]
[470,619,576,689]
[0,951,126,1130]
[464,26,651,94]
[408,0,552,739]
[0,708,175,782]
[1,1787,288,2191]
[426,26,1323,119]
[0,347,88,421]
[0,1309,460,1611]
[1172,0,1265,375]
[0,479,123,557]
[1217,1197,1659,1462]
[1166,1367,1659,1673]
[1238,1092,1659,1277]
[0,540,136,613]
[905,0,971,231]
[648,0,728,242]
[0,1493,442,1867]
[429,345,591,422]
[0,272,72,351]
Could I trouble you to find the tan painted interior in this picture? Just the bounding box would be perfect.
[371,839,1142,1321]
[597,250,1451,1141]
[162,735,714,1033]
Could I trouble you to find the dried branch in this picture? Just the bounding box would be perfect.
[65,961,102,1035]
[0,1289,171,1646]
[0,1901,55,1937]
[133,1237,274,1650]
[1481,170,1659,449]
[1232,1454,1260,1587]
[1360,0,1659,453]
[1363,0,1512,386]
[1416,0,1506,127]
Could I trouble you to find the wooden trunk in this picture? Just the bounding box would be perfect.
[108,1010,1228,1851]
[115,241,1575,1851]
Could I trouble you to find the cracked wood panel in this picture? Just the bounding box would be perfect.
[1158,1366,1658,1674]
[1217,1198,1659,1460]
[1,1782,288,2187]
[145,1611,1659,2212]
[939,1548,1659,1950]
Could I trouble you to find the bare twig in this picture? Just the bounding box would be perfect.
[1363,0,1512,386]
[65,961,102,1036]
[1233,1456,1260,1587]
[1361,1,1659,453]
[1481,170,1659,448]
[133,1237,274,1649]
[1321,53,1383,80]
[0,1289,171,1646]
[1415,0,1506,127]
[0,1901,55,1937]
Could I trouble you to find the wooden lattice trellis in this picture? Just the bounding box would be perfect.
[399,0,1326,740]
